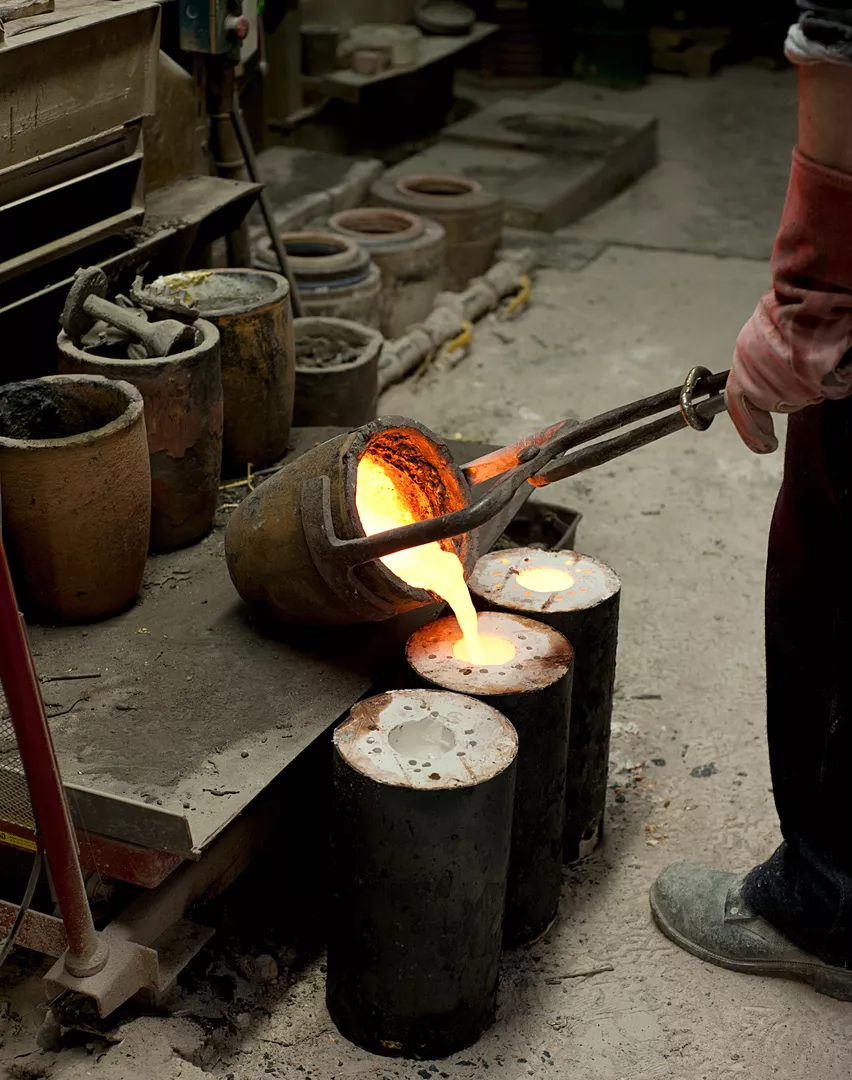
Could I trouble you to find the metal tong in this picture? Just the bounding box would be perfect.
[303,366,729,571]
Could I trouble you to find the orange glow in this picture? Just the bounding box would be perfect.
[356,452,486,663]
[515,567,574,592]
[453,633,516,665]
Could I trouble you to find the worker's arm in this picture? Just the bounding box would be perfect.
[726,14,852,453]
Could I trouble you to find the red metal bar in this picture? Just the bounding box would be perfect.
[77,831,184,890]
[0,537,107,977]
[0,899,67,957]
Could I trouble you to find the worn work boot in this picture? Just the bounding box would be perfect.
[650,863,852,1001]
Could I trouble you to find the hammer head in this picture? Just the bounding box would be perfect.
[61,267,109,338]
[145,319,198,357]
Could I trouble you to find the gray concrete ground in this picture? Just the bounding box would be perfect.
[5,66,849,1080]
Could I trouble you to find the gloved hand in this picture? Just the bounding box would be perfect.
[727,148,852,453]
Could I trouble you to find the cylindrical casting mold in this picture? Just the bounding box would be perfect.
[328,688,518,1059]
[152,269,294,472]
[406,610,574,947]
[57,320,223,552]
[369,173,503,291]
[256,232,382,328]
[225,416,476,626]
[327,208,447,340]
[293,316,382,428]
[469,548,621,862]
[0,374,150,622]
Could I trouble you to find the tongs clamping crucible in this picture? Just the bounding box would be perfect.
[304,365,729,573]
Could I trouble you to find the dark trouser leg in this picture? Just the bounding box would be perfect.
[744,397,852,965]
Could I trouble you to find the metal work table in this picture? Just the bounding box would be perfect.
[29,430,518,860]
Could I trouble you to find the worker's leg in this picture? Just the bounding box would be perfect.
[743,396,852,964]
[650,399,852,999]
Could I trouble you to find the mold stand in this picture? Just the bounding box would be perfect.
[406,611,573,947]
[326,208,447,340]
[327,689,517,1059]
[468,549,621,862]
[369,173,503,291]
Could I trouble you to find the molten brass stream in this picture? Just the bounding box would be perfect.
[355,452,513,665]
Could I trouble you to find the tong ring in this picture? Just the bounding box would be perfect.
[680,365,716,431]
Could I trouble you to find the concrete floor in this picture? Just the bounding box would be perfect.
[5,65,851,1079]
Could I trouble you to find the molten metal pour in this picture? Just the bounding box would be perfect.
[356,453,514,664]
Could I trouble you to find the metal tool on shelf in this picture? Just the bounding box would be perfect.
[61,268,197,358]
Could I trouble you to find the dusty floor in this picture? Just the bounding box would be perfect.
[5,65,851,1079]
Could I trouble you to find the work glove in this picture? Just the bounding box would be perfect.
[727,148,852,453]
[789,4,852,66]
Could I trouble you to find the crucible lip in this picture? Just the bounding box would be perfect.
[0,374,144,451]
[395,173,482,200]
[153,268,289,318]
[329,207,424,244]
[469,547,621,614]
[406,610,574,697]
[341,415,475,605]
[56,318,220,370]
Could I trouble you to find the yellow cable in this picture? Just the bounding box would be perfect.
[506,274,531,315]
[219,463,254,491]
[446,320,473,354]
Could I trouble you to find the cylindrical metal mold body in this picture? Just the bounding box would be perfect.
[328,688,518,1059]
[255,232,382,328]
[293,316,382,428]
[296,264,382,327]
[301,23,339,76]
[224,416,476,625]
[327,208,447,339]
[469,548,621,862]
[369,173,503,291]
[57,320,223,552]
[0,374,150,622]
[153,270,295,472]
[406,610,574,947]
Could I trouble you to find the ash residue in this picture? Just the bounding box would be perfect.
[296,335,360,369]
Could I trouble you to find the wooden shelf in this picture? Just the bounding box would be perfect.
[320,22,498,103]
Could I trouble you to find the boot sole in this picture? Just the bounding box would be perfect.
[650,881,852,1003]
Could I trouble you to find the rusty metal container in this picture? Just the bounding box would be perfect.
[153,269,295,472]
[0,374,150,623]
[57,320,223,552]
[224,417,476,626]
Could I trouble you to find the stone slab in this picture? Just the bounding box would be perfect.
[385,98,657,232]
